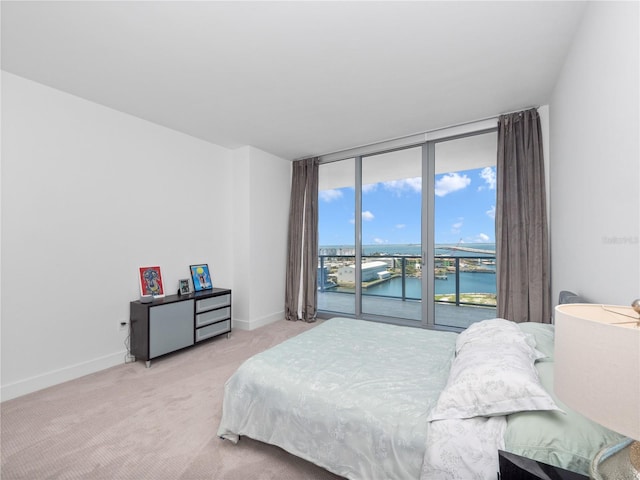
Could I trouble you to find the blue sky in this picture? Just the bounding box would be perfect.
[319,166,496,246]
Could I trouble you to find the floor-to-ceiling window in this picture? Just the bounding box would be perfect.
[318,158,356,315]
[431,132,498,328]
[318,128,497,330]
[361,147,422,321]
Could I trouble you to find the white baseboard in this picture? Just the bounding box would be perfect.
[0,350,126,402]
[1,313,285,401]
[232,311,283,331]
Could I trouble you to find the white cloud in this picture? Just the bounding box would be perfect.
[486,205,496,219]
[479,167,496,190]
[350,211,375,224]
[319,189,343,202]
[404,177,422,192]
[382,177,422,195]
[435,173,471,197]
[362,183,378,194]
[373,238,387,244]
[476,233,490,242]
[395,224,406,229]
[451,218,463,234]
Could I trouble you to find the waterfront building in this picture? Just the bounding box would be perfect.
[337,261,389,284]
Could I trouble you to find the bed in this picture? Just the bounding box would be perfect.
[217,317,624,479]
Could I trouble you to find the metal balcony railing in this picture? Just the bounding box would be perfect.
[318,254,496,308]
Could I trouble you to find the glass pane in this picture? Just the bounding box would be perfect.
[318,158,356,315]
[433,132,497,328]
[361,147,422,321]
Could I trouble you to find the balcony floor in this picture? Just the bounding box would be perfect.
[318,291,496,329]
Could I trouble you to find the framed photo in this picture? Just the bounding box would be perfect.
[178,278,191,295]
[139,266,165,298]
[190,264,212,292]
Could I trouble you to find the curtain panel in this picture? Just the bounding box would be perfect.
[496,109,551,323]
[285,157,319,322]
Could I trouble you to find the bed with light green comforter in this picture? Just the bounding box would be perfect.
[217,317,457,479]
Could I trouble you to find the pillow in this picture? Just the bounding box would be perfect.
[517,322,555,361]
[456,318,546,361]
[504,361,625,476]
[429,320,562,420]
[428,343,562,420]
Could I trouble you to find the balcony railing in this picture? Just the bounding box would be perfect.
[318,254,496,308]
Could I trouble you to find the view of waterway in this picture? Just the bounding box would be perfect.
[331,273,495,299]
[320,243,496,300]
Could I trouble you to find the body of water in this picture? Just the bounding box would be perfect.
[331,274,495,299]
[368,274,494,298]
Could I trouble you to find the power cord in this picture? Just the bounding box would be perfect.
[123,322,136,364]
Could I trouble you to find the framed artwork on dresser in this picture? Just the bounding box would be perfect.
[190,264,212,292]
[178,278,191,295]
[139,266,165,298]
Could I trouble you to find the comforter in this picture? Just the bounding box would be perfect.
[217,317,457,479]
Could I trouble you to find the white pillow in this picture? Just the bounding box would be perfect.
[429,322,561,420]
[456,318,546,361]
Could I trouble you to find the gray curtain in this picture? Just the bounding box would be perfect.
[285,157,319,322]
[496,109,551,323]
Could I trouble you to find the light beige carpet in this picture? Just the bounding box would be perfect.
[1,319,344,480]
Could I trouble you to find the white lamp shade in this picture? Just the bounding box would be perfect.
[554,304,640,441]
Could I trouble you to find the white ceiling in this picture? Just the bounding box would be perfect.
[1,1,587,160]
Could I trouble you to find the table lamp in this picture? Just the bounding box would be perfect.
[554,301,640,479]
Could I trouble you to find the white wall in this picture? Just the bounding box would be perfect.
[231,146,291,330]
[0,72,234,400]
[549,2,639,306]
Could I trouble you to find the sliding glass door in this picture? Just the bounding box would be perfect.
[361,147,422,321]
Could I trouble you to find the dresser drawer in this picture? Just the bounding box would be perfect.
[196,306,230,327]
[196,319,231,342]
[196,294,231,313]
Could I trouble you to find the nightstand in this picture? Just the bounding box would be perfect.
[498,450,588,480]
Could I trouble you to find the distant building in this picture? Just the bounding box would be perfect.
[319,247,356,256]
[336,261,389,284]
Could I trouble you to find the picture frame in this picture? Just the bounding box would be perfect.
[190,264,212,292]
[178,278,191,296]
[139,266,165,298]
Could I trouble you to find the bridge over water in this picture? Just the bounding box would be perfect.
[442,245,496,255]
